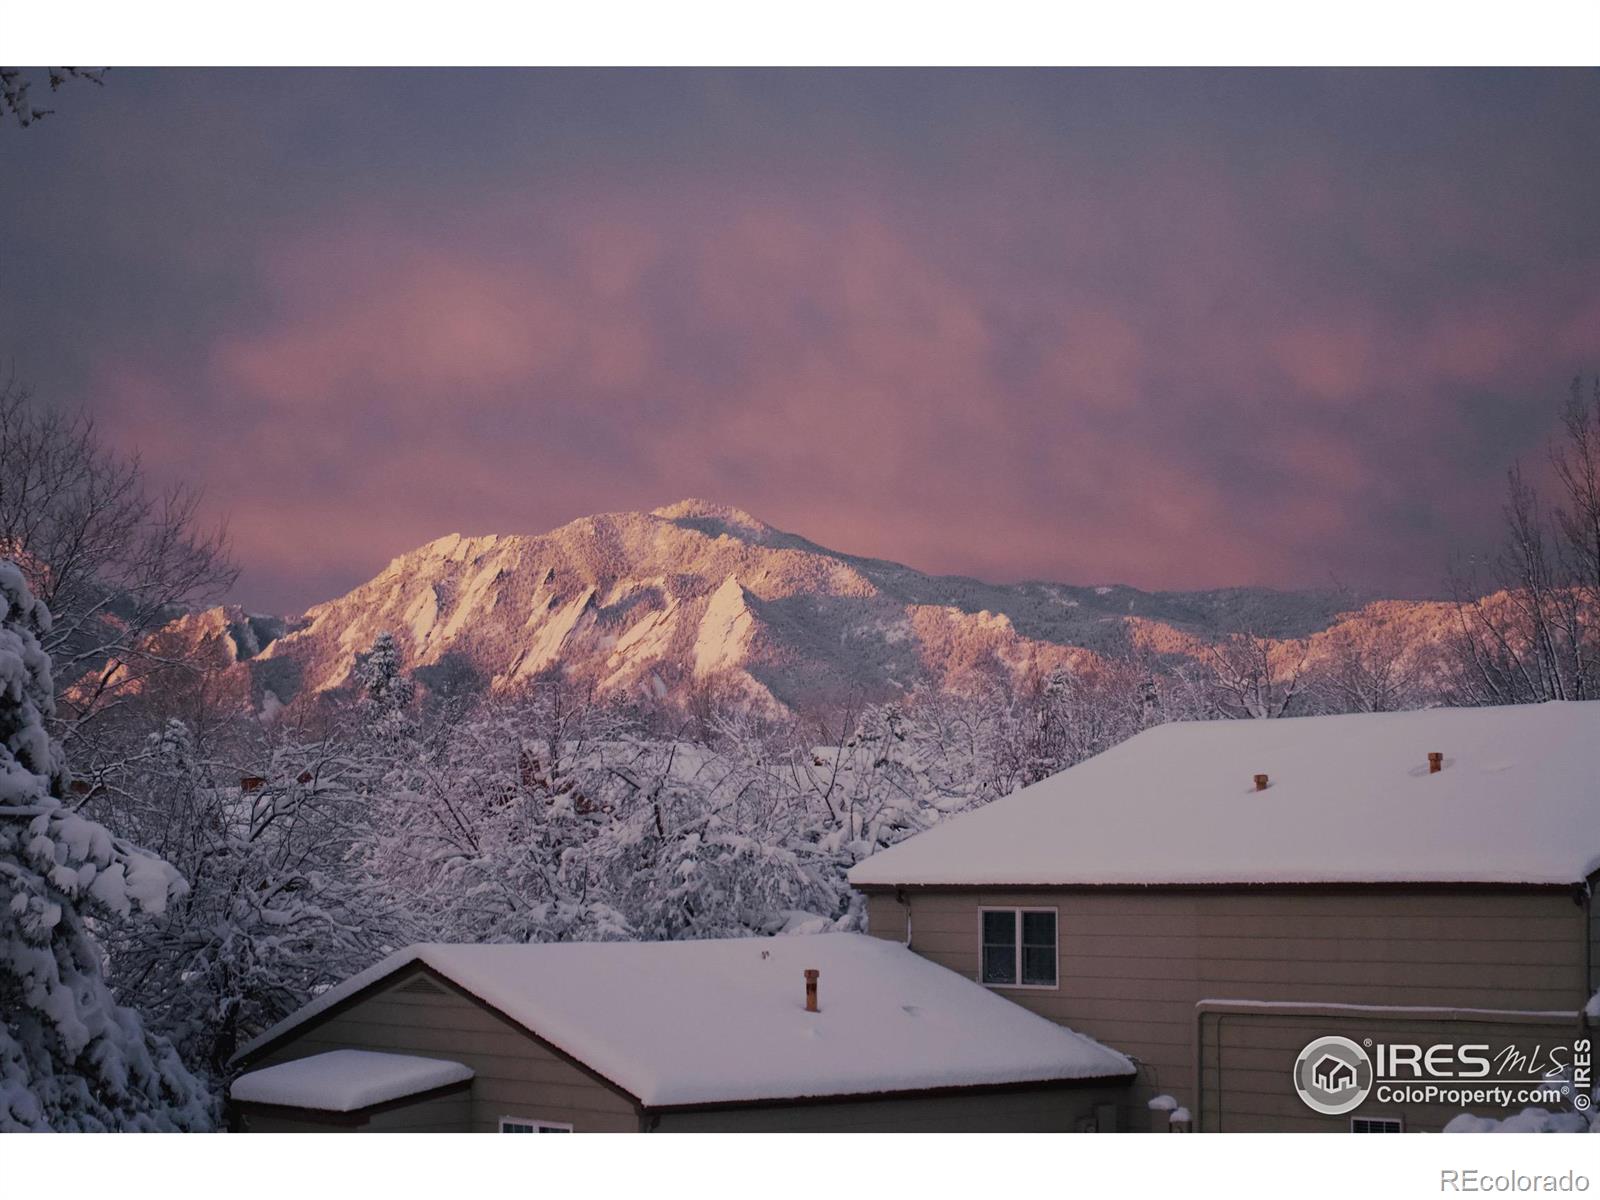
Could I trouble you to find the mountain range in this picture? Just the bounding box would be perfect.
[159,499,1460,716]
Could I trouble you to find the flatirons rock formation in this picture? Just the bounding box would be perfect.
[167,500,1451,715]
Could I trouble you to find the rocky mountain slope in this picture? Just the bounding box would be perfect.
[172,500,1455,715]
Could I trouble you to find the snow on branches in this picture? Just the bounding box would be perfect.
[0,560,212,1130]
[103,715,393,1077]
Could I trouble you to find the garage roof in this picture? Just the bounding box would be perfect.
[235,934,1132,1107]
[231,1049,473,1112]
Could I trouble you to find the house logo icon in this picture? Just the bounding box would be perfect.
[1293,1036,1374,1115]
[1312,1054,1357,1093]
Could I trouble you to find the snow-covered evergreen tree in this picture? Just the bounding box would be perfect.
[0,561,213,1130]
[353,631,416,741]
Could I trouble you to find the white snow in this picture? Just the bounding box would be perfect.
[1147,1093,1178,1111]
[850,702,1600,887]
[235,934,1132,1107]
[232,1049,470,1120]
[1443,1107,1593,1133]
[1586,991,1600,1019]
[230,1049,473,1112]
[1169,1106,1192,1124]
[0,562,212,1131]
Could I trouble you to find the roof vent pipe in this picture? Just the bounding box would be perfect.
[1428,752,1443,774]
[804,969,820,1013]
[1253,773,1269,791]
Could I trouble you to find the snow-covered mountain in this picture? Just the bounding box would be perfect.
[183,500,1444,715]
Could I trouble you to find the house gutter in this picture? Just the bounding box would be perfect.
[637,1071,1137,1119]
[852,880,1577,894]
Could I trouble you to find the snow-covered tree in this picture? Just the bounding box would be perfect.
[360,683,638,946]
[606,737,852,939]
[353,631,416,740]
[1200,630,1310,719]
[105,714,390,1076]
[1303,611,1435,713]
[0,560,213,1130]
[0,379,236,741]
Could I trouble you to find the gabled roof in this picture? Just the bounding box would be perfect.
[235,934,1133,1107]
[849,701,1600,889]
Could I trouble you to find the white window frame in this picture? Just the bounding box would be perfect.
[499,1116,574,1133]
[1350,1116,1403,1133]
[977,906,1059,990]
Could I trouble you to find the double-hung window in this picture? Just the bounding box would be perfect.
[499,1116,573,1133]
[979,907,1057,987]
[1350,1117,1403,1133]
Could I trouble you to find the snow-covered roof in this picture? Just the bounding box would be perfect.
[237,934,1132,1107]
[230,1050,473,1112]
[849,702,1600,888]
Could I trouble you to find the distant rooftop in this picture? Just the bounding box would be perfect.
[235,934,1132,1107]
[849,701,1600,889]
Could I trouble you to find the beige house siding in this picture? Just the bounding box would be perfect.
[247,965,643,1132]
[1197,1005,1584,1132]
[237,1090,473,1132]
[651,1083,1128,1132]
[865,886,1588,1130]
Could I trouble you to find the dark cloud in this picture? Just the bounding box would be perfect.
[3,69,1596,613]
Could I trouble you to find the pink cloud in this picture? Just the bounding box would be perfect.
[1272,326,1374,401]
[212,255,578,402]
[85,154,1598,612]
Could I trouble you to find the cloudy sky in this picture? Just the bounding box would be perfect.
[4,69,1597,613]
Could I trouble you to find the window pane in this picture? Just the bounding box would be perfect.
[1020,912,1056,984]
[982,944,1017,985]
[538,1125,571,1133]
[980,911,1018,984]
[1021,910,1055,947]
[982,910,1016,945]
[1022,945,1056,985]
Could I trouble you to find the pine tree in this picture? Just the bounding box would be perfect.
[0,560,213,1130]
[353,631,417,742]
[355,631,414,712]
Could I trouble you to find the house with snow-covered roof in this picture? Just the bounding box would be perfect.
[229,934,1133,1132]
[850,701,1600,1132]
[231,701,1598,1133]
